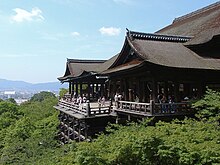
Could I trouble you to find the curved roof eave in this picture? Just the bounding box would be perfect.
[127,35,220,71]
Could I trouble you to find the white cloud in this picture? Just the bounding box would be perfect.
[71,31,80,37]
[99,27,121,36]
[11,7,44,23]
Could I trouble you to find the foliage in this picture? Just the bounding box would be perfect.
[193,88,220,119]
[30,91,56,102]
[74,119,220,165]
[6,98,17,104]
[59,88,69,98]
[0,96,61,164]
[0,89,220,164]
[0,101,22,130]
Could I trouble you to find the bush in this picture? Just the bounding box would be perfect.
[193,88,220,119]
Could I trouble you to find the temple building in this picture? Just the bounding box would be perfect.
[59,1,220,103]
[55,2,220,142]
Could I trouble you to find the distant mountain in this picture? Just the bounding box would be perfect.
[0,78,67,92]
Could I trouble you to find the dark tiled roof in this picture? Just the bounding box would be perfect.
[102,59,143,74]
[128,36,220,70]
[157,2,220,45]
[67,59,106,64]
[58,55,119,82]
[58,59,106,81]
[128,31,192,43]
[97,54,119,73]
[185,28,220,46]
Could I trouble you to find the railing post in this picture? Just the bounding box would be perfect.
[150,100,154,115]
[99,102,101,114]
[86,100,91,117]
[110,98,113,113]
[116,100,119,109]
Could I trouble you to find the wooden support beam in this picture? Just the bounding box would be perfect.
[75,82,78,96]
[87,83,90,100]
[69,82,71,94]
[80,83,83,96]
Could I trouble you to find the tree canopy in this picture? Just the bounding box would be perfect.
[30,91,56,102]
[0,89,219,164]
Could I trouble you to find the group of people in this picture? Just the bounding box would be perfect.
[73,95,87,104]
[157,94,176,113]
[157,94,175,104]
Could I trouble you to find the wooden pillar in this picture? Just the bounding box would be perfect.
[127,114,131,121]
[69,82,71,94]
[124,79,129,100]
[78,121,81,142]
[75,82,78,96]
[174,81,180,102]
[136,78,140,99]
[96,83,99,94]
[87,83,90,100]
[198,81,205,98]
[92,83,95,98]
[152,79,157,102]
[139,81,144,102]
[128,89,133,101]
[164,81,168,99]
[150,100,154,115]
[80,83,83,96]
[112,81,117,97]
[86,100,91,116]
[100,83,104,97]
[107,80,111,99]
[71,82,75,94]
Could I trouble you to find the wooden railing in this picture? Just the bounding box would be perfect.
[116,100,194,116]
[153,102,193,115]
[117,100,152,114]
[58,100,87,116]
[58,99,194,117]
[89,105,111,115]
[57,100,112,117]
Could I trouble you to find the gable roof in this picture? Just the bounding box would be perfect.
[102,30,220,74]
[58,55,120,82]
[157,2,220,36]
[58,59,106,82]
[128,33,220,70]
[58,2,220,81]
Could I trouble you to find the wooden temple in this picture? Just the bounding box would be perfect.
[54,2,220,143]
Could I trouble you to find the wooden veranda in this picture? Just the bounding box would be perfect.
[54,99,195,143]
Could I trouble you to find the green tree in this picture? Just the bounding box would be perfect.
[193,88,220,119]
[30,91,56,102]
[74,119,220,165]
[6,98,17,104]
[0,101,21,130]
[59,88,69,98]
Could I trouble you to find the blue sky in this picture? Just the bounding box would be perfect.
[0,0,218,83]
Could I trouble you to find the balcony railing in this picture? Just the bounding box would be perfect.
[57,100,112,117]
[57,99,195,118]
[116,100,194,116]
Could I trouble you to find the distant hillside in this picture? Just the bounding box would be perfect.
[0,79,67,92]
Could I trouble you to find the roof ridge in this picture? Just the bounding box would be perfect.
[173,1,220,23]
[67,58,106,63]
[127,30,192,43]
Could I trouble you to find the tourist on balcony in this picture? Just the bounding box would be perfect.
[101,96,106,106]
[114,93,119,106]
[161,95,167,113]
[77,95,82,104]
[82,95,87,103]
